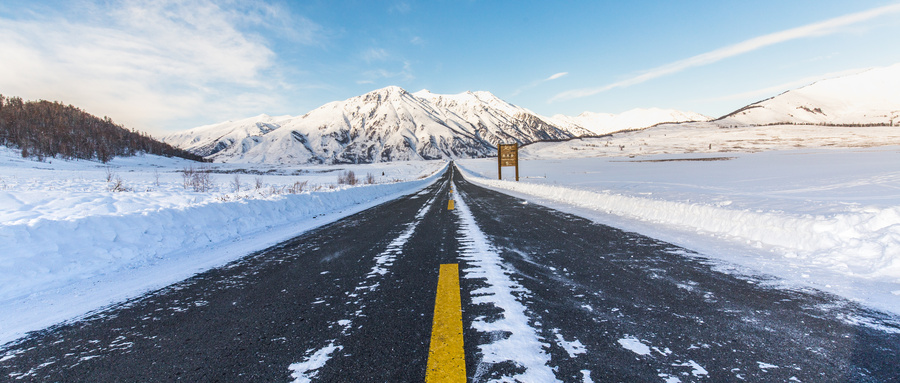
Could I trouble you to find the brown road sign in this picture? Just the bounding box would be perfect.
[497,143,519,181]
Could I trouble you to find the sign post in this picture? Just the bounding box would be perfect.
[497,143,519,181]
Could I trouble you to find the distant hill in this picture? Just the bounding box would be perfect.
[716,63,900,126]
[0,95,204,163]
[550,108,710,136]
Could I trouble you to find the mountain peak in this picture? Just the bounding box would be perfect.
[371,85,409,95]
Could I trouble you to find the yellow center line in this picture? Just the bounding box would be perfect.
[426,264,466,382]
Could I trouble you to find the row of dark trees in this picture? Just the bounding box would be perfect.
[0,95,205,163]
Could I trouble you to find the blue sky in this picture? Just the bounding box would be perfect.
[2,0,899,135]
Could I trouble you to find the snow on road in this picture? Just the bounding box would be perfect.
[453,182,558,382]
[458,146,900,317]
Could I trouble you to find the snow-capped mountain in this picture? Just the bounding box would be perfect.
[550,108,710,136]
[717,63,900,126]
[165,86,584,164]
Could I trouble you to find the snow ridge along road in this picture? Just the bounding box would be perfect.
[1,164,898,381]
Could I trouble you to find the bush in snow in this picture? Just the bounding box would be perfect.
[108,175,130,192]
[287,180,308,194]
[232,174,241,193]
[181,165,213,192]
[338,170,358,186]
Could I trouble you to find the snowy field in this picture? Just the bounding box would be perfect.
[458,144,900,319]
[0,147,445,344]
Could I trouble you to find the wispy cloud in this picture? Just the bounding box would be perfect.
[362,48,391,63]
[511,71,569,96]
[545,72,569,81]
[390,1,412,14]
[550,3,900,103]
[359,61,415,84]
[0,0,322,134]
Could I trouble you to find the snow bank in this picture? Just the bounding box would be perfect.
[0,163,445,344]
[456,166,900,281]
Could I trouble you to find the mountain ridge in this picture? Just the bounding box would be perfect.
[165,87,704,164]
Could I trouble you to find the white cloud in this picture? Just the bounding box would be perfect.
[550,3,900,103]
[545,72,568,81]
[0,0,322,134]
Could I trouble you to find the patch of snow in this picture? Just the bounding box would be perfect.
[551,328,587,358]
[673,360,708,377]
[580,369,593,383]
[617,336,651,356]
[288,342,343,383]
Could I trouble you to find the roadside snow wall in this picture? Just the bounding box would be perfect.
[458,166,900,281]
[0,166,445,303]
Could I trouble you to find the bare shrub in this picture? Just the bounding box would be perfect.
[181,166,194,189]
[182,165,213,192]
[193,166,213,192]
[232,174,241,193]
[108,175,130,192]
[153,169,161,187]
[287,180,308,194]
[105,167,115,182]
[365,172,376,184]
[254,176,264,190]
[337,170,358,185]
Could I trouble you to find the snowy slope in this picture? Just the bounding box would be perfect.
[717,63,900,126]
[166,87,585,165]
[162,114,293,157]
[413,89,592,141]
[550,108,710,136]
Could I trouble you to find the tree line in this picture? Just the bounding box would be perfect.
[0,95,205,163]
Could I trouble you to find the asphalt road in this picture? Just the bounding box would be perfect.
[2,165,899,382]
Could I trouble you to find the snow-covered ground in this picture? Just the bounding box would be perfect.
[0,147,445,345]
[458,145,900,317]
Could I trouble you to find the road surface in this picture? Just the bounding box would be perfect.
[2,165,898,382]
